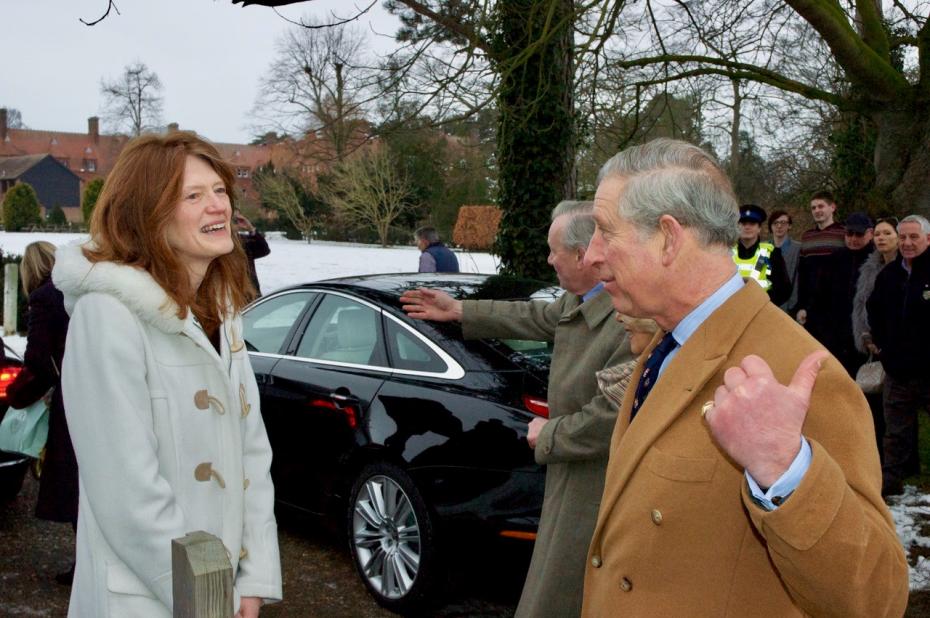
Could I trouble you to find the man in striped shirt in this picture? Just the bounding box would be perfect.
[794,190,846,339]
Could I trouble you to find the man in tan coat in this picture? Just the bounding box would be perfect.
[579,138,908,617]
[401,200,631,617]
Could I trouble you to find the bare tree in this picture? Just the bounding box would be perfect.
[254,19,374,163]
[323,147,415,246]
[100,62,164,136]
[256,171,315,242]
[1,107,27,129]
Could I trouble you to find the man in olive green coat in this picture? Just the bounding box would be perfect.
[401,200,632,617]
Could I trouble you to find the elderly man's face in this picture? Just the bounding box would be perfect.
[585,176,663,317]
[547,214,589,295]
[844,228,873,251]
[899,221,930,261]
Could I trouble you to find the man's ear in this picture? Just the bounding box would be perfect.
[657,215,684,266]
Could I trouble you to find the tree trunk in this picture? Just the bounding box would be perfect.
[492,0,575,280]
[729,79,742,176]
[873,104,930,217]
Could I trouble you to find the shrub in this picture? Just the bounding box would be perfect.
[453,205,501,251]
[2,183,42,231]
[81,178,105,225]
[47,205,68,226]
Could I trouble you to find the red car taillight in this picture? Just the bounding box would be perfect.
[0,365,23,400]
[522,394,549,418]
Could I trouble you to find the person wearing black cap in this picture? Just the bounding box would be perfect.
[731,204,791,305]
[807,212,875,376]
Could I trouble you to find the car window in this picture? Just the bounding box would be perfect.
[296,294,388,367]
[242,291,316,353]
[385,319,448,373]
[498,338,554,373]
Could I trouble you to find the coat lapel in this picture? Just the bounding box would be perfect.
[595,283,771,529]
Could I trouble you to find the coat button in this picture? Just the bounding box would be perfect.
[194,390,226,415]
[239,383,251,418]
[651,509,663,525]
[620,577,633,592]
[194,462,226,489]
[243,478,250,490]
[591,556,602,568]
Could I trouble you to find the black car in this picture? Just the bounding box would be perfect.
[242,273,558,613]
[0,349,29,502]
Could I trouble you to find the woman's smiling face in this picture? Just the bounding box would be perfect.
[165,155,234,286]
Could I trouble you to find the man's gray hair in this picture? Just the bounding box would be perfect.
[551,200,595,250]
[597,138,739,247]
[899,214,930,235]
[415,226,440,243]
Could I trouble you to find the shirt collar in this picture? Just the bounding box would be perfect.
[582,282,605,302]
[670,271,744,347]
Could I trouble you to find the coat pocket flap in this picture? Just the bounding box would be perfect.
[106,563,157,597]
[646,448,717,482]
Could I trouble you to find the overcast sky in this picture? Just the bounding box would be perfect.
[1,0,399,144]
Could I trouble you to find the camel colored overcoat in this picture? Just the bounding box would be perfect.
[583,282,908,617]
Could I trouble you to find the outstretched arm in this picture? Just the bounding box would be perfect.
[400,288,463,322]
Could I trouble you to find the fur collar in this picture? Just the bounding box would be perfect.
[52,241,186,335]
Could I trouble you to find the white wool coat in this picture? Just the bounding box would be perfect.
[53,243,282,617]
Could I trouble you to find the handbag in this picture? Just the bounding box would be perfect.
[855,356,885,394]
[0,391,50,458]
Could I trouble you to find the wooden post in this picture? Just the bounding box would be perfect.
[4,263,18,335]
[172,531,233,618]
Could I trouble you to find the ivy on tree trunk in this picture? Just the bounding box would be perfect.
[492,0,575,281]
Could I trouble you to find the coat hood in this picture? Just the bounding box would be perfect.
[52,241,186,335]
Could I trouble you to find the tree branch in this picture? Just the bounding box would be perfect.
[81,0,120,26]
[785,0,909,96]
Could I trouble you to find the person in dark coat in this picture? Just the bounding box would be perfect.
[415,226,459,272]
[6,240,76,584]
[233,210,270,298]
[807,212,875,376]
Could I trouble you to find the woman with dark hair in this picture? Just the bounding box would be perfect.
[53,132,281,617]
[852,216,900,461]
[7,240,77,584]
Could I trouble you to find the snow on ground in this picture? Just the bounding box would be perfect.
[1,231,929,589]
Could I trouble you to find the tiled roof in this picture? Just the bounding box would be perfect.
[0,154,48,179]
[0,128,128,182]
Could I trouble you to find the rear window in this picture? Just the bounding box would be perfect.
[497,338,553,372]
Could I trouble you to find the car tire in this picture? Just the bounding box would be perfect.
[347,462,442,614]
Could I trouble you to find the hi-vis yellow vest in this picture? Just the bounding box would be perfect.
[732,242,773,291]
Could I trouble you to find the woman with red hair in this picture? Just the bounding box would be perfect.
[53,131,281,618]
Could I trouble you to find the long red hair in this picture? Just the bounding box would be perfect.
[85,131,254,336]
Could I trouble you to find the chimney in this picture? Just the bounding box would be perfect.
[88,116,99,143]
[167,122,179,133]
[0,108,7,142]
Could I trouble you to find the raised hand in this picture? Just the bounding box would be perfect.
[399,288,463,322]
[703,350,829,488]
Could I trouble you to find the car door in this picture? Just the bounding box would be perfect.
[265,291,389,514]
[241,290,320,490]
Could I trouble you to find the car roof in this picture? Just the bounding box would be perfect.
[270,273,561,307]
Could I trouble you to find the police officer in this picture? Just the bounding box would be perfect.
[732,204,791,305]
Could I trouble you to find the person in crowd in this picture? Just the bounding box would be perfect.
[53,132,281,618]
[806,212,875,376]
[580,138,907,616]
[401,200,631,618]
[852,216,900,460]
[730,204,790,305]
[595,315,658,409]
[233,209,270,298]
[414,226,459,273]
[7,241,77,585]
[794,190,846,335]
[768,209,800,311]
[867,214,930,498]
